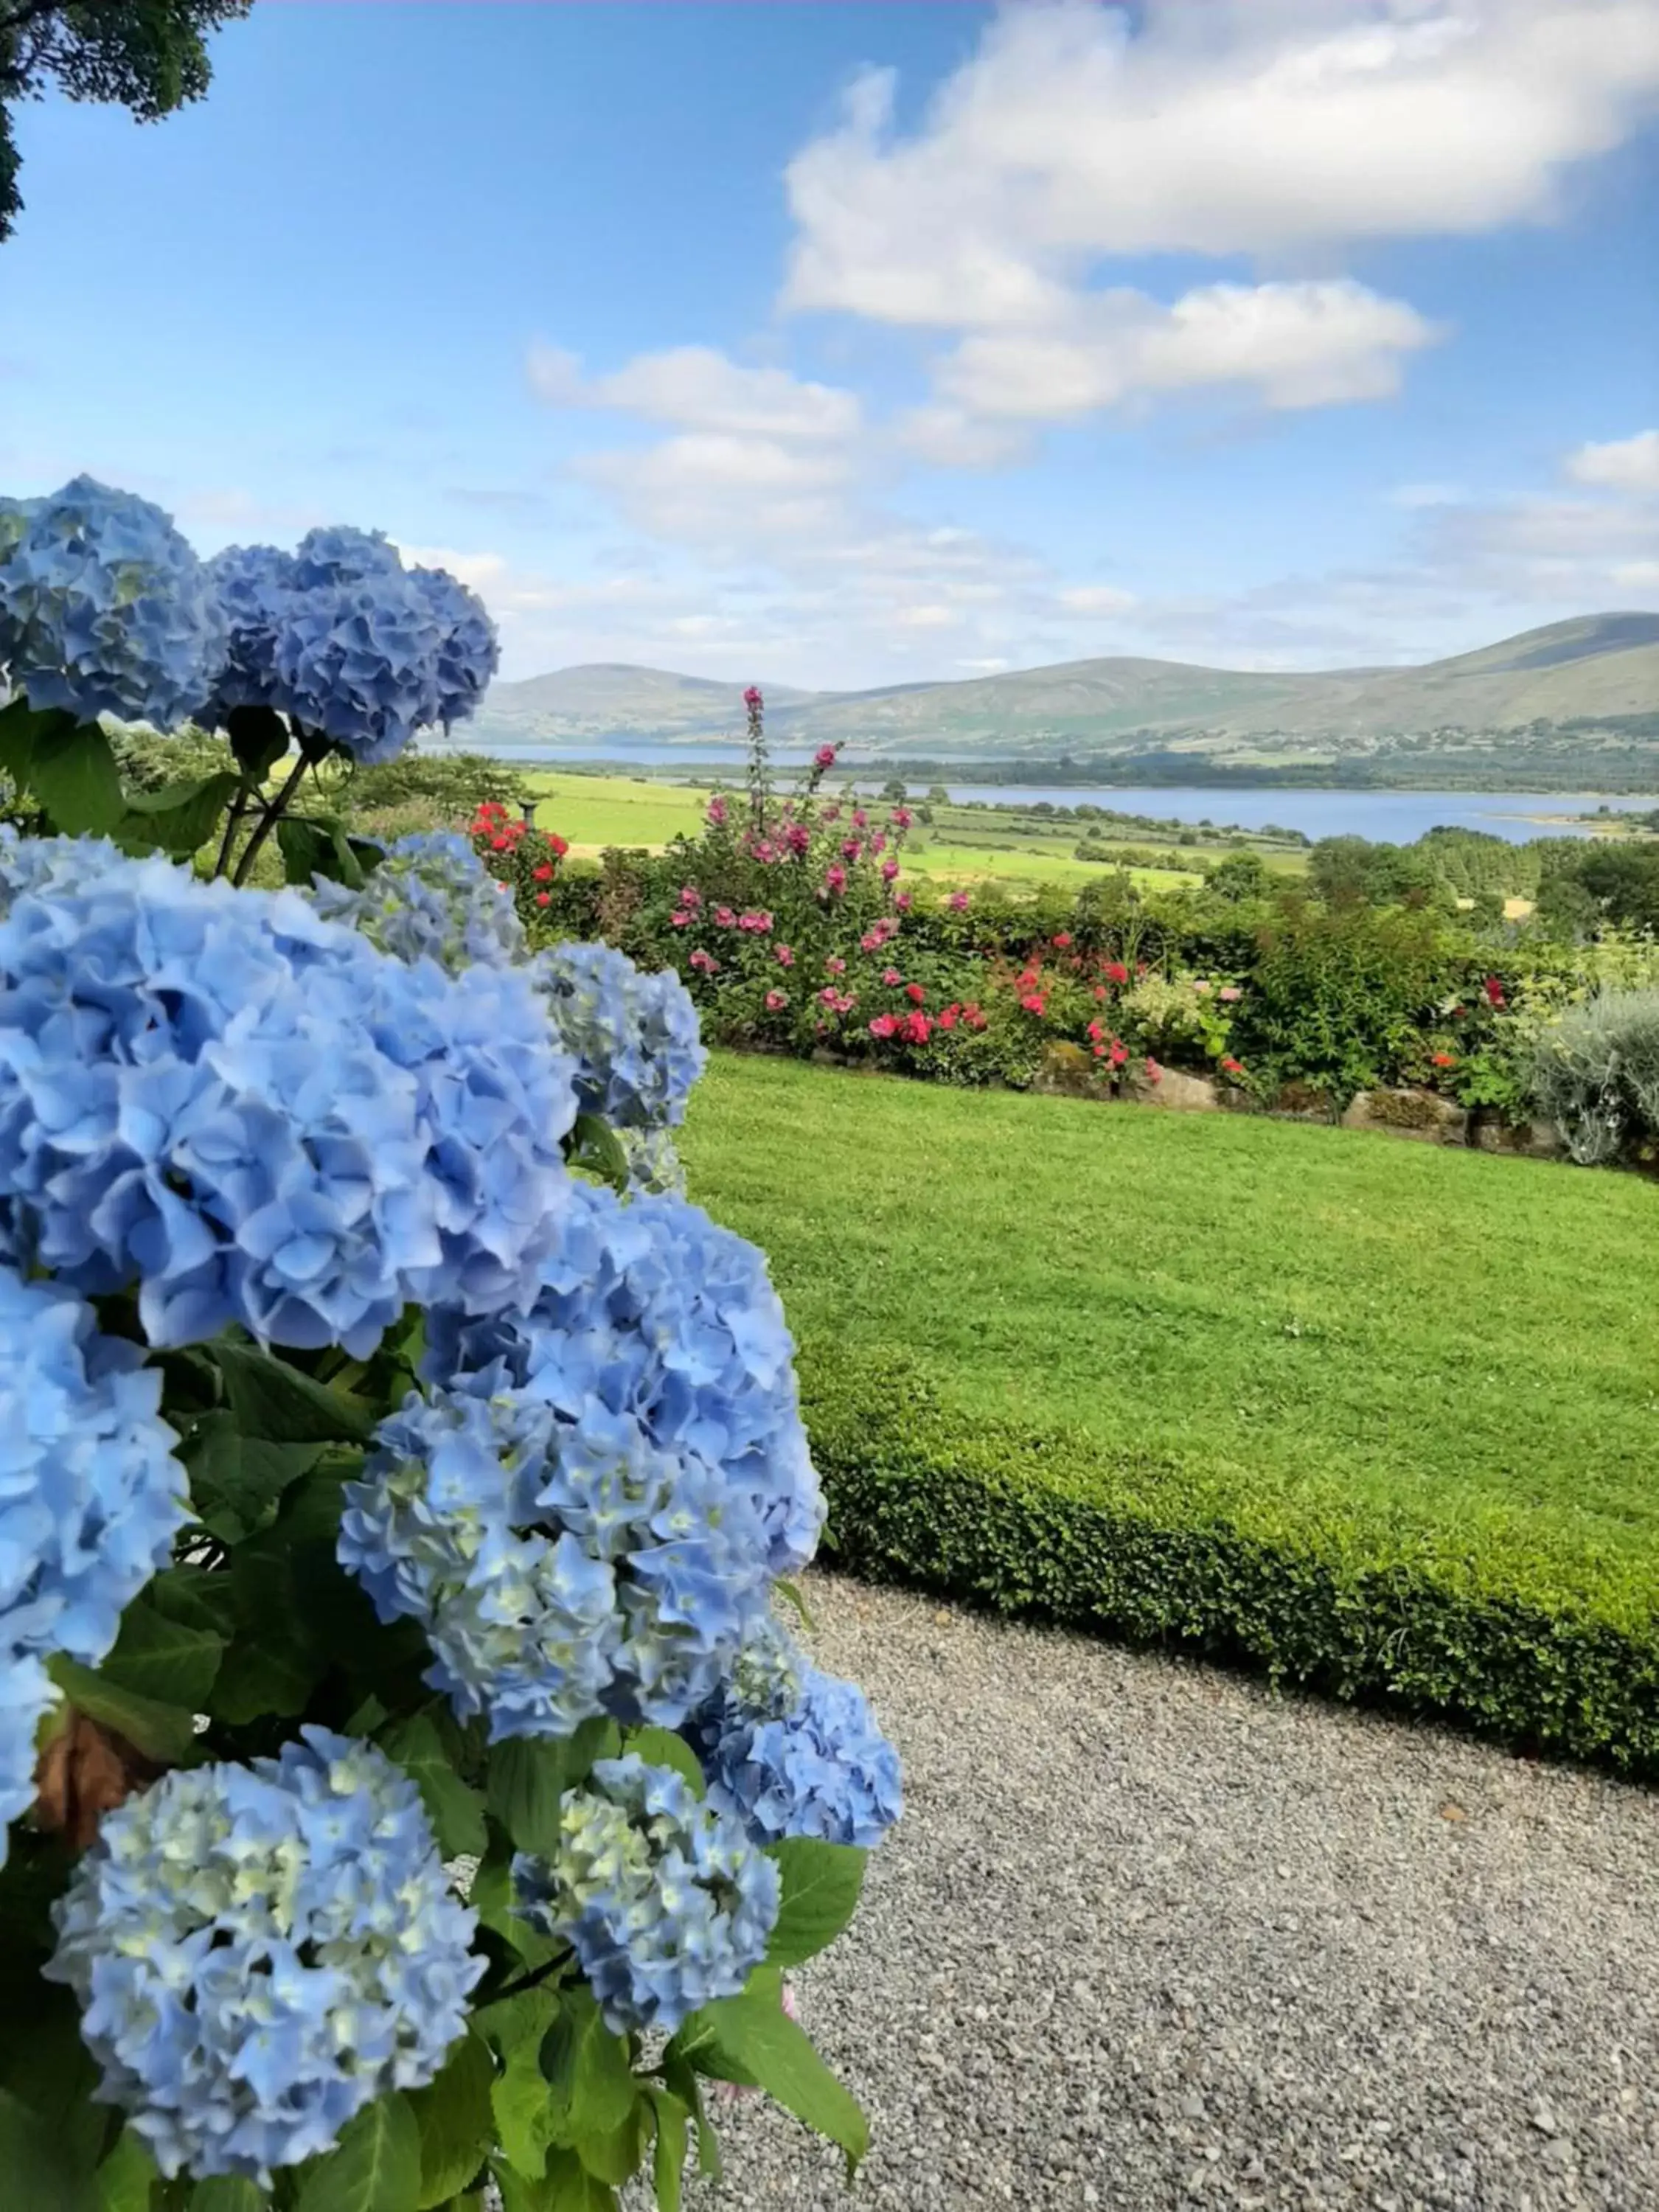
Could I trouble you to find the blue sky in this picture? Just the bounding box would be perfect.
[1,0,1657,686]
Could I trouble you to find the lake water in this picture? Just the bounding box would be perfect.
[481,740,1654,844]
[933,787,1657,845]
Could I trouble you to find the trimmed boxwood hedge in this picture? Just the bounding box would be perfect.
[799,1346,1659,1778]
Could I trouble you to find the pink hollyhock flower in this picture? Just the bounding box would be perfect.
[670,911,692,928]
[689,949,719,974]
[775,944,795,967]
[743,685,763,709]
[905,982,926,1005]
[948,890,970,911]
[842,839,863,862]
[679,884,703,908]
[895,890,913,909]
[714,907,737,929]
[815,744,838,768]
[881,859,900,883]
[869,1013,899,1039]
[765,989,788,1012]
[882,967,902,986]
[826,956,847,975]
[852,809,868,829]
[824,865,847,896]
[891,807,913,830]
[785,823,811,855]
[870,832,887,855]
[708,796,728,824]
[822,804,841,824]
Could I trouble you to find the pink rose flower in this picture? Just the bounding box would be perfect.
[689,949,719,974]
[826,956,847,975]
[765,989,788,1012]
[882,967,901,986]
[948,890,970,911]
[869,1013,899,1039]
[775,944,795,967]
[670,911,692,928]
[679,884,703,908]
[1218,985,1242,1003]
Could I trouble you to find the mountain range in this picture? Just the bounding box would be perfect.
[467,613,1659,778]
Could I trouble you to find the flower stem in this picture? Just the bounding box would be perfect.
[232,754,311,887]
[211,785,254,880]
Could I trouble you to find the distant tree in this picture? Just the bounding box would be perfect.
[879,775,908,803]
[0,0,251,240]
[1206,850,1271,902]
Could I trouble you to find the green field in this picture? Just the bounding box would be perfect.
[681,1052,1659,1765]
[522,770,1220,891]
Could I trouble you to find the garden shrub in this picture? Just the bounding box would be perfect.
[801,1346,1659,1776]
[1531,988,1659,1164]
[0,478,892,2209]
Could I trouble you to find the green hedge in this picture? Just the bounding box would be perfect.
[800,1346,1659,1777]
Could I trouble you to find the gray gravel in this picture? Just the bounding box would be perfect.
[686,1572,1659,2212]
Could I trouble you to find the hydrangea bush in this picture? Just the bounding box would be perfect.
[0,485,898,2212]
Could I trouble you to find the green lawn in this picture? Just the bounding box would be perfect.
[522,771,1206,891]
[680,1052,1659,1764]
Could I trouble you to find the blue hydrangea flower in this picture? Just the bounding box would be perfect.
[340,1358,775,1738]
[512,1755,778,2034]
[425,1180,825,1583]
[689,1631,902,1851]
[202,542,296,717]
[408,566,500,731]
[616,1125,688,1198]
[310,830,525,974]
[46,1729,483,2183]
[1,1264,189,1865]
[204,529,496,765]
[532,942,706,1130]
[0,477,228,729]
[0,821,122,911]
[0,841,578,1352]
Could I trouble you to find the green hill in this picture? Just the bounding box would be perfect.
[470,615,1659,787]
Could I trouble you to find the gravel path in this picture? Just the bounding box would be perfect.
[691,1573,1659,2212]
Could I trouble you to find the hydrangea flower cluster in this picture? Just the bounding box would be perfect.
[688,1618,902,1851]
[205,526,498,764]
[46,1730,482,2183]
[425,1180,825,1582]
[0,844,579,1352]
[0,478,227,728]
[0,1265,188,1865]
[532,941,706,1130]
[512,1755,778,2034]
[616,1124,689,1198]
[310,830,526,974]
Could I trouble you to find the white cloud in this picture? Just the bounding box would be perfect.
[529,341,861,443]
[784,1,1659,321]
[1057,585,1139,616]
[1567,428,1659,493]
[940,279,1439,420]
